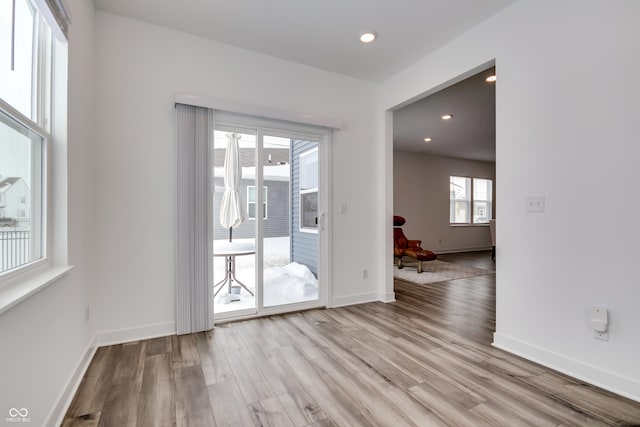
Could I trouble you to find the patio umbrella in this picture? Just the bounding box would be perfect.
[219,133,247,241]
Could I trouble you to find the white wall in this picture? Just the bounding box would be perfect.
[382,0,640,400]
[0,0,97,424]
[92,11,380,336]
[394,152,495,253]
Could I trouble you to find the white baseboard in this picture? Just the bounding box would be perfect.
[380,291,396,303]
[96,321,176,347]
[436,246,492,255]
[47,335,98,427]
[330,292,379,308]
[493,332,640,403]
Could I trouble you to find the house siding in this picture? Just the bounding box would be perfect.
[291,140,319,276]
[213,177,289,240]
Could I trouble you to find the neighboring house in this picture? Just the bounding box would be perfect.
[212,139,320,276]
[213,176,290,239]
[291,139,319,276]
[0,177,30,222]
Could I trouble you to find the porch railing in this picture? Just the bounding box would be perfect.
[0,230,31,273]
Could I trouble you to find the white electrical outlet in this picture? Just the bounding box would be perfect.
[340,203,347,214]
[362,269,368,279]
[589,307,609,341]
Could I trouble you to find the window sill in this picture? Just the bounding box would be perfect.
[0,265,74,315]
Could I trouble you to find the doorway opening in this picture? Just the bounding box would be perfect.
[212,123,329,321]
[390,63,497,322]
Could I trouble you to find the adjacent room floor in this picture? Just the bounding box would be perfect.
[62,251,640,426]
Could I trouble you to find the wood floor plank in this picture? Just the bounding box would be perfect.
[174,365,216,427]
[145,336,172,356]
[233,335,327,426]
[112,341,146,385]
[207,379,255,427]
[291,312,371,374]
[270,314,328,360]
[97,379,142,427]
[277,392,327,427]
[353,367,447,427]
[61,412,101,427]
[304,418,338,427]
[62,251,640,427]
[469,402,549,427]
[136,353,175,427]
[249,396,296,427]
[311,355,416,427]
[196,330,233,386]
[276,345,374,426]
[218,326,275,404]
[172,334,201,368]
[408,382,491,427]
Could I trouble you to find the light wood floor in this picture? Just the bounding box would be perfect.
[63,252,640,426]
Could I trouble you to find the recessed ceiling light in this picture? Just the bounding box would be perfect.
[441,114,453,120]
[486,75,497,82]
[424,137,432,142]
[359,32,377,43]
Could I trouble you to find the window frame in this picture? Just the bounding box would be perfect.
[449,175,493,226]
[0,99,50,282]
[0,0,54,284]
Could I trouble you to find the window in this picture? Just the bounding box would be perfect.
[450,176,493,225]
[0,0,56,276]
[472,178,492,224]
[247,186,267,219]
[299,148,318,233]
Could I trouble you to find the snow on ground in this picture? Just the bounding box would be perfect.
[214,236,318,314]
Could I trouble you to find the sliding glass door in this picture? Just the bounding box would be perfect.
[212,130,257,318]
[262,135,319,309]
[212,123,328,321]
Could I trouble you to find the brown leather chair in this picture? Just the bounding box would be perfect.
[393,215,437,273]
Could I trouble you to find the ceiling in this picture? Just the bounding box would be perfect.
[93,1,505,162]
[93,0,514,83]
[393,67,496,162]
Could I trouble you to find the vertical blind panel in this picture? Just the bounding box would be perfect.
[176,103,212,335]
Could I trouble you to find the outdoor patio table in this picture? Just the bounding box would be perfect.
[213,240,255,297]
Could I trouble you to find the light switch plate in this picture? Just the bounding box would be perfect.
[526,196,545,213]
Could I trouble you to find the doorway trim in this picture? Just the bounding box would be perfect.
[383,59,496,303]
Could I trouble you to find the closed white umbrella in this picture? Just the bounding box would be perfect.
[219,133,247,241]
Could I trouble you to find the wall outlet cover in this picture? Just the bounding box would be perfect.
[526,196,545,213]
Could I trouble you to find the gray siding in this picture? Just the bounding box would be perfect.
[291,140,319,276]
[213,177,289,240]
